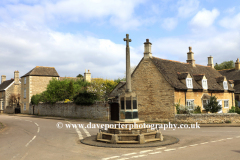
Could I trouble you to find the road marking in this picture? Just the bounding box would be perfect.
[20,152,29,160]
[138,155,147,157]
[201,142,209,144]
[149,151,161,155]
[67,121,83,140]
[37,127,40,133]
[155,147,166,150]
[140,150,153,154]
[122,153,137,156]
[131,156,139,158]
[226,138,233,140]
[211,141,216,143]
[189,144,198,147]
[178,146,187,149]
[236,136,240,138]
[82,128,91,137]
[218,139,225,141]
[102,156,120,160]
[34,122,39,126]
[164,149,176,152]
[25,135,36,147]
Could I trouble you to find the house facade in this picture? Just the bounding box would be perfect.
[0,71,21,113]
[20,66,59,113]
[219,59,240,107]
[109,39,235,121]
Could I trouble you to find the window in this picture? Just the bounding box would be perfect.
[202,99,210,109]
[187,100,194,110]
[202,79,208,90]
[186,78,193,89]
[24,89,26,98]
[223,81,228,90]
[24,77,26,84]
[224,100,229,108]
[24,103,26,110]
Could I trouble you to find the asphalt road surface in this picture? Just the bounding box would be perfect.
[0,114,240,160]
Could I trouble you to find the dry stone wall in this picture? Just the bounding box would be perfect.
[29,102,110,121]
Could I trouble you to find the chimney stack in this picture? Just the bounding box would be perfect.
[14,70,19,85]
[1,75,6,84]
[84,69,91,82]
[207,56,214,68]
[235,58,240,70]
[186,46,195,67]
[143,39,152,59]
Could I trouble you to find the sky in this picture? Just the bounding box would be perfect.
[0,0,240,80]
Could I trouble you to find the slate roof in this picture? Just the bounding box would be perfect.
[193,74,204,81]
[0,79,14,91]
[218,69,240,93]
[218,69,240,81]
[150,57,234,91]
[21,66,60,78]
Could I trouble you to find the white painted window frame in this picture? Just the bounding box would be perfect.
[202,79,208,90]
[202,99,210,109]
[187,99,194,110]
[223,81,228,90]
[224,100,229,108]
[186,78,193,89]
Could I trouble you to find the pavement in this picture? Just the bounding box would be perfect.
[1,114,240,160]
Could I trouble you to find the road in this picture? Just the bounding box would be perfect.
[0,114,240,160]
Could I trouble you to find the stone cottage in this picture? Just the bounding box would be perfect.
[20,66,59,113]
[0,71,21,113]
[109,39,235,121]
[219,58,240,106]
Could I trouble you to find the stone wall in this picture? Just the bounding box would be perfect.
[29,102,110,121]
[175,113,240,123]
[130,58,175,121]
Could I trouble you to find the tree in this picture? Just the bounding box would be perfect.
[76,74,83,78]
[214,60,235,70]
[204,96,222,113]
[8,93,20,107]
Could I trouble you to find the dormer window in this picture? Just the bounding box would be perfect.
[186,78,193,89]
[202,79,208,90]
[223,81,228,90]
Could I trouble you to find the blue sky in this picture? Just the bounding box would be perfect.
[0,0,240,80]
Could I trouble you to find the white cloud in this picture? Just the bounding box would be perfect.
[219,13,240,29]
[190,8,220,28]
[0,0,146,30]
[0,23,142,80]
[152,31,240,66]
[161,18,178,31]
[224,7,235,14]
[177,0,199,18]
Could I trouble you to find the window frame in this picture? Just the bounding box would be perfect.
[223,81,228,90]
[224,100,229,108]
[24,103,26,111]
[202,79,208,90]
[186,78,193,89]
[202,99,210,110]
[187,99,194,110]
[24,89,26,99]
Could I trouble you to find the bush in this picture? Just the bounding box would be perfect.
[204,96,222,113]
[193,106,202,114]
[73,91,98,106]
[31,94,41,105]
[229,106,240,114]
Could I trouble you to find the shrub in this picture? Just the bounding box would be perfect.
[31,94,41,105]
[193,106,202,114]
[73,91,98,106]
[228,106,236,113]
[204,96,222,113]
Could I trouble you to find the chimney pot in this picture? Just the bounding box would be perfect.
[143,39,152,59]
[186,46,195,67]
[235,58,240,70]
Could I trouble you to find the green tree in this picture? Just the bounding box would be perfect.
[67,81,74,100]
[204,96,222,113]
[214,60,235,70]
[77,74,83,78]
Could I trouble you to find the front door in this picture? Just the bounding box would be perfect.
[217,100,222,113]
[110,103,119,121]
